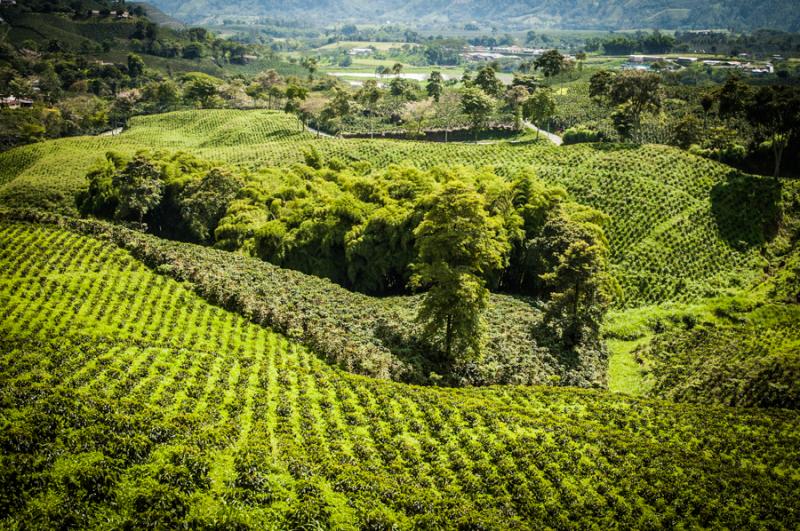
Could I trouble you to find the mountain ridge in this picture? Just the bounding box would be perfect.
[147,0,800,31]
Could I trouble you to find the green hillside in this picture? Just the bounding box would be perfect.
[0,11,304,78]
[0,109,774,308]
[149,0,800,31]
[605,193,800,408]
[1,220,798,528]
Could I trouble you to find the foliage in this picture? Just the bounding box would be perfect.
[0,220,798,529]
[533,49,566,80]
[0,109,776,307]
[536,206,617,350]
[460,87,495,140]
[523,88,556,134]
[562,126,606,145]
[473,66,504,97]
[178,168,245,243]
[3,209,607,387]
[110,155,164,223]
[606,71,662,130]
[78,149,243,242]
[426,71,443,102]
[411,180,508,360]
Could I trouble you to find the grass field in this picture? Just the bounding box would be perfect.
[316,40,419,51]
[0,109,774,308]
[1,220,798,528]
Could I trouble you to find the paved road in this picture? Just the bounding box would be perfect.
[524,121,563,146]
[99,127,124,137]
[305,124,334,138]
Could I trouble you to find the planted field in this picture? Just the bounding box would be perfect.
[2,211,592,388]
[1,221,799,528]
[0,109,771,307]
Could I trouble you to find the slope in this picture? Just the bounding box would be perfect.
[148,0,800,31]
[0,109,773,308]
[1,220,798,528]
[605,184,800,408]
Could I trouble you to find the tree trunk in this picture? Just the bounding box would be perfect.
[445,314,453,359]
[572,281,581,322]
[774,142,784,179]
[570,280,582,346]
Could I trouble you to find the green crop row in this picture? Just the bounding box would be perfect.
[1,209,603,388]
[0,109,773,308]
[1,221,798,528]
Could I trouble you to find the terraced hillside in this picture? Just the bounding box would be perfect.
[1,221,799,528]
[0,109,773,307]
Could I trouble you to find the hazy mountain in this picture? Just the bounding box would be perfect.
[148,0,800,31]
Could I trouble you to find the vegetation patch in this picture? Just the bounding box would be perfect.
[1,221,798,528]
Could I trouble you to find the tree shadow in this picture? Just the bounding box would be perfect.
[372,319,446,385]
[710,172,782,250]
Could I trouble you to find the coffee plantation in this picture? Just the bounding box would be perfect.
[1,221,798,528]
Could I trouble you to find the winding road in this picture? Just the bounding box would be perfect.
[524,121,563,146]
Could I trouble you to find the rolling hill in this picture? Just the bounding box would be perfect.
[1,220,798,528]
[0,109,775,308]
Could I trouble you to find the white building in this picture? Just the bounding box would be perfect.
[348,48,373,56]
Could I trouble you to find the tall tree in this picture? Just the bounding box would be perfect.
[411,180,508,360]
[505,85,530,131]
[461,87,494,141]
[434,90,461,143]
[284,84,309,131]
[402,99,434,138]
[474,65,504,97]
[299,57,318,82]
[607,70,661,134]
[357,79,382,139]
[113,155,163,223]
[588,70,613,102]
[426,71,444,102]
[534,50,565,82]
[183,73,219,107]
[127,53,145,79]
[746,85,800,177]
[523,88,555,137]
[178,168,244,243]
[327,87,351,119]
[537,207,616,347]
[252,69,283,108]
[717,75,752,119]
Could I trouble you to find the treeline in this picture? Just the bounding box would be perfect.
[0,42,302,149]
[584,29,800,58]
[299,56,572,139]
[0,47,247,148]
[0,1,306,150]
[586,31,676,55]
[673,29,800,57]
[0,43,150,148]
[559,69,800,177]
[75,149,617,370]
